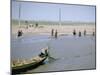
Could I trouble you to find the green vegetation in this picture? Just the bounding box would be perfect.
[11,19,95,26]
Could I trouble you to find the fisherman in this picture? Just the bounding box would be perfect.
[39,47,48,57]
[73,29,76,36]
[84,30,86,36]
[55,30,58,39]
[51,29,54,37]
[93,32,95,36]
[35,23,38,28]
[17,30,23,37]
[79,31,81,37]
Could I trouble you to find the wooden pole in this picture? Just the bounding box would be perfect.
[59,8,61,27]
[19,3,21,28]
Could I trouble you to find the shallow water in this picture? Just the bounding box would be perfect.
[11,35,96,73]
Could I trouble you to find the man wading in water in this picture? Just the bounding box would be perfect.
[79,31,81,37]
[55,30,58,39]
[73,29,76,36]
[51,29,54,37]
[17,30,23,37]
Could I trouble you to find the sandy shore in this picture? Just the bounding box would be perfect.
[12,25,95,36]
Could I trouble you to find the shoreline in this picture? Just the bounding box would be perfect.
[12,25,95,37]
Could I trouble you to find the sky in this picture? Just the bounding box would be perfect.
[12,1,96,22]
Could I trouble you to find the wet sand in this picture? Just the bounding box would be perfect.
[12,25,95,36]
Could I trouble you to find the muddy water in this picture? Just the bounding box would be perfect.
[11,35,96,73]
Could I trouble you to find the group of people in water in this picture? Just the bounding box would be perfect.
[51,29,58,39]
[73,29,82,37]
[17,29,58,38]
[17,28,95,38]
[73,29,95,37]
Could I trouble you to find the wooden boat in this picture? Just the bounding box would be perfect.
[12,56,47,74]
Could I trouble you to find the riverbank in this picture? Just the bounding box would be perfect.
[12,25,95,36]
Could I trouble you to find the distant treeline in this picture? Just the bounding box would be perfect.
[11,19,95,26]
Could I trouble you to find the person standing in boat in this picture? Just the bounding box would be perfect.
[39,47,48,57]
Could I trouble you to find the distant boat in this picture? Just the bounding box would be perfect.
[12,56,47,74]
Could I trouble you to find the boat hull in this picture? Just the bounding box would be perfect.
[12,57,46,74]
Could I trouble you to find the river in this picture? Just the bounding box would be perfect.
[11,34,96,73]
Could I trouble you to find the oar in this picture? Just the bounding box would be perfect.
[46,37,59,62]
[47,50,56,60]
[47,45,58,62]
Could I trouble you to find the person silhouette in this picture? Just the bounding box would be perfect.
[93,32,95,36]
[51,29,54,37]
[79,31,81,37]
[55,30,58,39]
[39,47,48,57]
[73,29,76,36]
[84,30,86,36]
[17,30,23,37]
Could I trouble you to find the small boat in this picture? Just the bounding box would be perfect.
[12,47,49,74]
[12,56,47,74]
